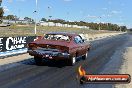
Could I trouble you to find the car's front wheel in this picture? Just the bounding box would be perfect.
[34,56,43,65]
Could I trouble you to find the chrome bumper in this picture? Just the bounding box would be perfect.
[27,49,70,59]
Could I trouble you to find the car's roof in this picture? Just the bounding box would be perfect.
[46,32,78,36]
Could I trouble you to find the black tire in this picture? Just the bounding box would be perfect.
[34,56,43,65]
[88,48,90,51]
[69,56,76,66]
[82,51,88,60]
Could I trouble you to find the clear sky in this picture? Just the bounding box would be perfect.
[2,0,132,28]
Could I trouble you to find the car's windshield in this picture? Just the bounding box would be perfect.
[44,34,70,41]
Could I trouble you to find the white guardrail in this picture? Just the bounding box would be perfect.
[79,32,125,41]
[0,32,125,58]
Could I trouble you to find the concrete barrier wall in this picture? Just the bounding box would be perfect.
[79,32,125,41]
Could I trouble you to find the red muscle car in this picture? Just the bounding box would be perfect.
[27,32,90,65]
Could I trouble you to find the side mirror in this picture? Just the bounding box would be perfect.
[82,39,87,42]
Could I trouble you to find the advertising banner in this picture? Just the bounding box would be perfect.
[0,36,37,52]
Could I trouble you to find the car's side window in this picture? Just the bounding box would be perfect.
[74,36,83,44]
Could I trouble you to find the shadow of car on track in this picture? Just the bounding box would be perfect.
[19,58,70,68]
[19,57,84,68]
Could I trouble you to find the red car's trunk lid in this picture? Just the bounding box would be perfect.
[31,39,70,52]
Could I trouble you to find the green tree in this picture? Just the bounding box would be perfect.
[24,17,32,22]
[24,17,29,20]
[48,19,65,24]
[41,18,47,22]
[0,7,4,23]
[6,15,15,20]
[0,0,3,22]
[120,26,127,32]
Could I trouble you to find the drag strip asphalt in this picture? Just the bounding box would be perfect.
[0,34,128,88]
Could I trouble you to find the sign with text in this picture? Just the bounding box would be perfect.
[77,66,131,84]
[80,74,131,84]
[0,36,37,52]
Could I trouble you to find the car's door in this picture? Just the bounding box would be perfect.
[74,36,85,57]
[78,35,87,55]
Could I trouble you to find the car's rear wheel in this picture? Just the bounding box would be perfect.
[34,56,43,65]
[82,51,88,60]
[69,56,76,66]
